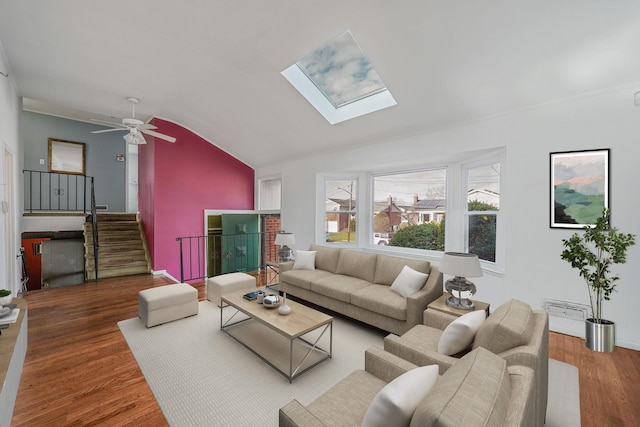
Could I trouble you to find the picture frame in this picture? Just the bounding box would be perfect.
[550,148,609,228]
[48,138,85,175]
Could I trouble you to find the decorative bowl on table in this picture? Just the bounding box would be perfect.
[263,294,281,308]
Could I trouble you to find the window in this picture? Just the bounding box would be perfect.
[465,162,500,263]
[325,179,357,244]
[259,178,281,211]
[372,169,447,251]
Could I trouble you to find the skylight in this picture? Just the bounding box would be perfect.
[282,30,396,124]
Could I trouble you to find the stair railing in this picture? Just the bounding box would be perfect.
[176,231,279,283]
[23,170,94,213]
[90,177,99,281]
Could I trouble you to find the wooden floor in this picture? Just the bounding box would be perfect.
[9,274,640,426]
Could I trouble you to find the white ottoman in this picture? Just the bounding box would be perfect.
[207,272,256,307]
[138,283,198,327]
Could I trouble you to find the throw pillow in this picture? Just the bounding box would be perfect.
[437,310,486,355]
[361,365,439,427]
[293,250,317,270]
[390,266,429,297]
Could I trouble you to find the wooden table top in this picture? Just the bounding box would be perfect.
[222,289,332,339]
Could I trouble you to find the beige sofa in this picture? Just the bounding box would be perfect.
[279,244,443,336]
[384,299,549,427]
[279,346,536,427]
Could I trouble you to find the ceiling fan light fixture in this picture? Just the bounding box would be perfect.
[123,133,134,144]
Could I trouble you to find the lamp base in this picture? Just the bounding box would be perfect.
[445,295,475,310]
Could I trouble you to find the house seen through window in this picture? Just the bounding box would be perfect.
[372,169,447,251]
[325,179,357,244]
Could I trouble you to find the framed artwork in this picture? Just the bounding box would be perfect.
[48,138,85,175]
[550,149,609,228]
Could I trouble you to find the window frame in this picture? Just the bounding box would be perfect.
[320,176,359,246]
[461,155,504,272]
[370,166,448,258]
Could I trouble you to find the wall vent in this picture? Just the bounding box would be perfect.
[541,299,591,321]
[95,205,109,211]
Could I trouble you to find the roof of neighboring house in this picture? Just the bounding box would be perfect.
[410,199,446,210]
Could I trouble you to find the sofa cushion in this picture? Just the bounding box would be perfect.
[352,285,408,321]
[362,365,439,427]
[309,244,341,273]
[280,269,334,291]
[411,347,511,427]
[472,299,535,354]
[311,274,372,303]
[293,250,316,270]
[437,310,486,355]
[336,249,378,283]
[390,266,429,297]
[374,254,431,286]
[307,369,387,426]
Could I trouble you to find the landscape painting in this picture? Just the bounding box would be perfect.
[550,149,609,228]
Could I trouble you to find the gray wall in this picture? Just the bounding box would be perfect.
[22,111,126,212]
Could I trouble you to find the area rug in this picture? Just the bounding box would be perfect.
[118,301,580,426]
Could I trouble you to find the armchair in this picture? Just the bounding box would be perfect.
[384,299,549,427]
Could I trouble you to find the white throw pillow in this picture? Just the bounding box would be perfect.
[293,250,316,270]
[362,365,439,427]
[390,266,429,297]
[437,310,487,355]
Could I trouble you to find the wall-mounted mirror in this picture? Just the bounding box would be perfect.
[48,138,85,175]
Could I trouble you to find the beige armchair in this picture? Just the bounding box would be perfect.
[279,346,536,427]
[384,299,549,427]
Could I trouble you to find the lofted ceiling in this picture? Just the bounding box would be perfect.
[1,1,639,168]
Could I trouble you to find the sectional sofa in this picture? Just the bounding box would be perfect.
[279,244,443,336]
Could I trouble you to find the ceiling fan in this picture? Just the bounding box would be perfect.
[90,97,176,144]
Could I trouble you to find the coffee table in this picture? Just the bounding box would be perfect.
[220,289,333,382]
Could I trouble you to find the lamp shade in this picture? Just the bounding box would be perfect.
[440,252,482,278]
[275,232,296,246]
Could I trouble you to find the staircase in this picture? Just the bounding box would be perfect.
[84,213,152,280]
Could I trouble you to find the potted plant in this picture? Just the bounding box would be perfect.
[0,289,12,306]
[560,208,636,352]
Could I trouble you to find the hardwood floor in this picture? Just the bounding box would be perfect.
[10,275,640,426]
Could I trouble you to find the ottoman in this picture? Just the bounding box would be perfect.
[138,283,199,327]
[207,272,256,307]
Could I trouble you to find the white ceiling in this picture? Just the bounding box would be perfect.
[1,1,639,168]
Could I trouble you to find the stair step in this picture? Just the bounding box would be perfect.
[85,222,139,232]
[85,232,141,242]
[86,213,138,223]
[87,264,150,279]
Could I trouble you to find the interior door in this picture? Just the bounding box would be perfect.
[221,214,259,274]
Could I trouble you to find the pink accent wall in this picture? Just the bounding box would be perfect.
[138,118,254,281]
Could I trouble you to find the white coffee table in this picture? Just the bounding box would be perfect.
[220,289,333,382]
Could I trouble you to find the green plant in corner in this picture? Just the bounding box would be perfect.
[0,289,11,297]
[560,208,636,323]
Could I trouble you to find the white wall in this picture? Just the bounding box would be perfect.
[0,40,22,296]
[256,83,640,349]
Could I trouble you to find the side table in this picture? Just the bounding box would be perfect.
[264,260,280,286]
[427,293,490,318]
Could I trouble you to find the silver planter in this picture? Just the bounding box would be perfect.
[585,318,615,352]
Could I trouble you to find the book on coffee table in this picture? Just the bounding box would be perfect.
[243,290,262,301]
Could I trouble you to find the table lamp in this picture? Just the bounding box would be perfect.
[275,232,295,262]
[440,252,482,310]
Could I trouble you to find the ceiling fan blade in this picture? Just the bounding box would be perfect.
[137,123,158,130]
[142,129,176,143]
[91,128,126,134]
[90,118,126,128]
